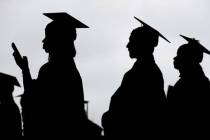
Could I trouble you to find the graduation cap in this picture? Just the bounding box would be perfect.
[180,34,210,55]
[43,12,89,28]
[134,17,170,43]
[0,72,20,87]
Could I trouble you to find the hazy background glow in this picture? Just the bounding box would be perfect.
[1,0,210,126]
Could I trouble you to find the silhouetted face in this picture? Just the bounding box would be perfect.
[42,23,62,54]
[173,44,203,70]
[42,21,77,56]
[126,27,158,59]
[127,31,140,58]
[42,28,52,53]
[173,49,184,70]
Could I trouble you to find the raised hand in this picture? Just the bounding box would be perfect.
[12,42,29,71]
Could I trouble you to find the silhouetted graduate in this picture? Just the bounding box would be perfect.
[13,12,101,137]
[0,72,22,137]
[167,35,210,138]
[102,17,169,138]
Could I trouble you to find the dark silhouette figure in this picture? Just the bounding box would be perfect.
[167,35,210,138]
[0,72,22,137]
[13,12,101,137]
[102,17,170,138]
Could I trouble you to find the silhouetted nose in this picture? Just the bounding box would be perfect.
[173,56,178,65]
[42,38,47,50]
[127,42,130,49]
[42,38,46,43]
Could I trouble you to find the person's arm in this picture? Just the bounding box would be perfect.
[12,43,32,90]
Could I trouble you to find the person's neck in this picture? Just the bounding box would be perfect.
[48,54,74,63]
[136,54,154,62]
[179,64,204,78]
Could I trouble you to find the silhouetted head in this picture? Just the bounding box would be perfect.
[174,35,210,70]
[127,17,170,59]
[42,12,89,58]
[0,73,20,102]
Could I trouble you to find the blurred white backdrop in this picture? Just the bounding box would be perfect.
[0,0,210,126]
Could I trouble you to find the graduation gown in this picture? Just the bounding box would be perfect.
[21,58,87,137]
[0,102,22,137]
[102,56,166,137]
[167,65,210,137]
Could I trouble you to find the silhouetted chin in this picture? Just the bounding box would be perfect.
[42,47,49,53]
[129,55,135,59]
[128,51,136,59]
[173,61,179,70]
